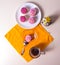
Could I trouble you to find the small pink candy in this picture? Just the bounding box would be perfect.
[20,16,26,22]
[25,35,32,42]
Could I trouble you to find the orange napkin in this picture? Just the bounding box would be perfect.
[5,24,54,62]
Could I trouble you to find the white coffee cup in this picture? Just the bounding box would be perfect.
[29,47,45,58]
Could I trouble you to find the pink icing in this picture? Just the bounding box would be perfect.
[25,35,32,42]
[21,7,28,14]
[30,8,37,16]
[29,17,36,24]
[20,16,26,22]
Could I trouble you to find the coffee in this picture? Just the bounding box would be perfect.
[29,47,40,58]
[31,48,39,56]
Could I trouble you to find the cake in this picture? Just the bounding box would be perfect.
[29,17,36,24]
[20,16,26,22]
[30,8,37,16]
[25,35,32,42]
[21,7,28,14]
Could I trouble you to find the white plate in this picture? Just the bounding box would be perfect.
[16,2,41,29]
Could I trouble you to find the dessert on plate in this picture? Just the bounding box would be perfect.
[29,8,37,16]
[20,16,27,22]
[21,7,28,14]
[29,17,36,24]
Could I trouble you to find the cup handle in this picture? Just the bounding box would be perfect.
[40,51,45,55]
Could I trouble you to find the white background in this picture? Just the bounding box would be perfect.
[0,0,60,65]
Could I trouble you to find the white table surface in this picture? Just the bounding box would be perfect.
[0,0,60,65]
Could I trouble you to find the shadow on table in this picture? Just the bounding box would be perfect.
[34,42,55,52]
[49,11,60,24]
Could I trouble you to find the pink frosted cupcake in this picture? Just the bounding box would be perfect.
[25,35,32,42]
[20,16,26,22]
[21,7,28,14]
[30,8,37,16]
[29,17,36,24]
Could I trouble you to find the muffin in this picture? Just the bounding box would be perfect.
[29,17,36,24]
[30,8,37,16]
[20,16,26,22]
[21,7,28,14]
